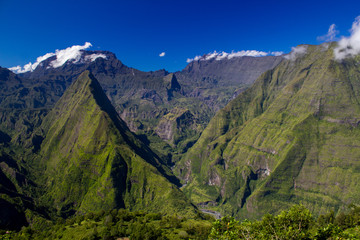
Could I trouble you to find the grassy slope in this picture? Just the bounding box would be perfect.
[35,71,197,218]
[177,43,360,219]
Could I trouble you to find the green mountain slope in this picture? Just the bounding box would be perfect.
[177,43,360,219]
[34,71,197,217]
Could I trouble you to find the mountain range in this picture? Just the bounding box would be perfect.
[1,49,282,163]
[1,42,360,231]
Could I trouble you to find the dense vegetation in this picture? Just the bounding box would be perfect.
[177,43,360,219]
[0,208,213,240]
[3,44,360,239]
[209,204,360,239]
[1,204,360,239]
[0,71,198,230]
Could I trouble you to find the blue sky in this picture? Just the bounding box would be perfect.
[1,0,360,72]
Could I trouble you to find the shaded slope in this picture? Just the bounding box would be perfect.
[36,71,196,217]
[0,66,63,109]
[178,43,360,219]
[0,151,34,230]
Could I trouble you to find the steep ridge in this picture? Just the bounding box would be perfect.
[178,55,282,87]
[34,71,197,217]
[177,43,360,219]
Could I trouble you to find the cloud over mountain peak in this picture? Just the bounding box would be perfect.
[9,42,107,74]
[334,16,360,60]
[186,50,283,63]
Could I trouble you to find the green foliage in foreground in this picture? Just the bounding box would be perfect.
[2,204,360,239]
[209,204,360,240]
[1,208,212,240]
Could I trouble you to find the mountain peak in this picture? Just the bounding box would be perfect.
[163,73,181,90]
[40,70,129,144]
[69,70,127,127]
[37,71,196,217]
[36,50,115,71]
[67,70,110,104]
[0,67,15,80]
[10,46,117,74]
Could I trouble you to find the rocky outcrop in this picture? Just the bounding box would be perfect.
[163,73,181,101]
[156,108,196,145]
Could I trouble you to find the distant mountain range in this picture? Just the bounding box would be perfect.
[1,49,282,161]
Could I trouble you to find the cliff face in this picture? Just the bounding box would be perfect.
[156,108,198,146]
[176,55,283,111]
[178,43,360,219]
[179,55,283,86]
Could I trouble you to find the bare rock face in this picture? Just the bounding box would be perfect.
[178,55,283,87]
[164,73,181,91]
[175,55,283,111]
[155,108,196,145]
[140,89,163,104]
[156,118,174,141]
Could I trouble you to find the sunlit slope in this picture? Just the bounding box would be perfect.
[37,71,197,217]
[178,43,360,219]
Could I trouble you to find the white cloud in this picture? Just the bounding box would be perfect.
[10,52,56,73]
[334,16,360,60]
[215,51,228,60]
[226,50,268,59]
[284,45,308,61]
[317,24,339,42]
[84,53,107,62]
[8,66,22,73]
[10,42,93,73]
[186,50,283,63]
[159,52,166,57]
[271,51,284,56]
[186,55,202,63]
[50,42,92,68]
